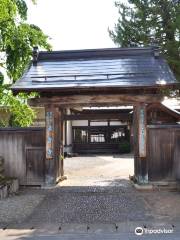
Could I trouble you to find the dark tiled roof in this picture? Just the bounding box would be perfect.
[12,47,177,92]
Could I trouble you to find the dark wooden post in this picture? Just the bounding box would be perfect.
[133,103,148,184]
[60,109,64,177]
[45,106,61,186]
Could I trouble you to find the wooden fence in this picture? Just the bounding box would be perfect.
[0,126,180,185]
[0,128,45,185]
[147,125,180,182]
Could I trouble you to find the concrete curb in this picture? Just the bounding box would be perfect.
[133,183,153,190]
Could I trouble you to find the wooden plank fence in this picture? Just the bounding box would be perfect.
[0,128,45,185]
[147,125,180,182]
[0,125,180,185]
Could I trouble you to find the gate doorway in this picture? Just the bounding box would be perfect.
[61,154,134,187]
[62,106,134,186]
[72,124,130,154]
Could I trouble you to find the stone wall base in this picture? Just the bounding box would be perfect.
[0,179,19,200]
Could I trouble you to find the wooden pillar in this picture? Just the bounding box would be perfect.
[66,120,72,153]
[133,103,148,184]
[45,106,61,186]
[60,109,64,177]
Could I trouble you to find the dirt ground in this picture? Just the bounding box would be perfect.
[60,154,134,186]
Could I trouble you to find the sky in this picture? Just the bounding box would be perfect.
[26,0,120,50]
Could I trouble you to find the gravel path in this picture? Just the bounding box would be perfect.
[1,182,180,229]
[0,182,153,228]
[23,181,152,226]
[0,189,45,227]
[1,154,180,229]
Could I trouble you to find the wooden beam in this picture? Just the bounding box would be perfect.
[45,109,54,160]
[133,103,148,184]
[45,107,55,186]
[55,108,63,181]
[29,94,163,107]
[60,110,64,177]
[138,104,147,158]
[63,113,132,121]
[45,106,62,186]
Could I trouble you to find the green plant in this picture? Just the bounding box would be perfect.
[0,119,8,127]
[0,86,38,127]
[119,140,131,153]
[0,0,51,127]
[0,0,51,82]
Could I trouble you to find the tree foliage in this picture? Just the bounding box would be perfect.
[0,0,51,82]
[0,85,37,127]
[0,0,51,127]
[109,0,180,80]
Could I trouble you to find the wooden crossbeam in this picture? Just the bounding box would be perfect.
[63,113,131,121]
[29,94,163,107]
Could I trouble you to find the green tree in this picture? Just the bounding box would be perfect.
[0,0,51,127]
[109,0,180,80]
[0,85,37,127]
[0,0,51,82]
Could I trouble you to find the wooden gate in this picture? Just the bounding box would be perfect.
[26,147,45,185]
[147,125,180,181]
[0,128,45,185]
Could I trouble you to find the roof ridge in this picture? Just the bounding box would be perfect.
[36,47,157,62]
[39,46,155,53]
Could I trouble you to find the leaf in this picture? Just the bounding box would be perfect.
[0,0,52,81]
[0,86,36,127]
[0,0,51,127]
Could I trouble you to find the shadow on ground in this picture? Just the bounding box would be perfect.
[0,179,153,229]
[1,179,180,239]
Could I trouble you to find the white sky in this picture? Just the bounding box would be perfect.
[26,0,120,50]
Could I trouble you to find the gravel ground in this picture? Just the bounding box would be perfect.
[0,189,45,227]
[1,183,180,229]
[0,154,180,229]
[22,181,152,226]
